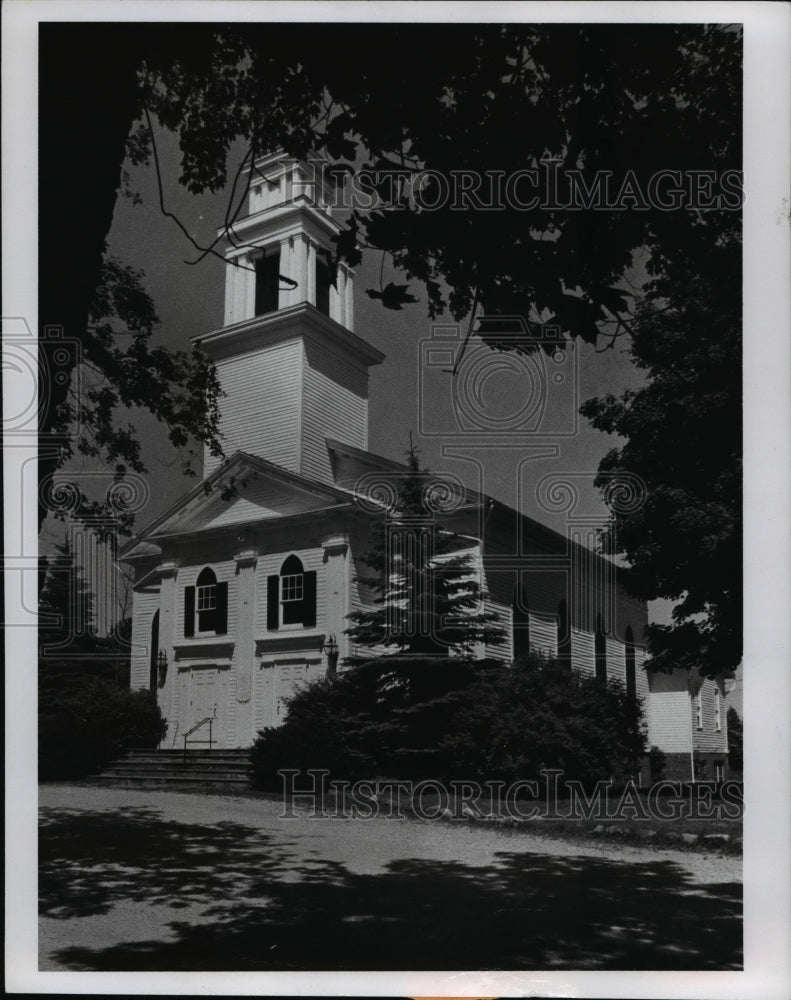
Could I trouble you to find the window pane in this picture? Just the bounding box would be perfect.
[282,574,303,602]
[197,585,216,611]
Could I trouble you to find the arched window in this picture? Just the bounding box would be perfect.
[149,610,160,692]
[625,625,636,702]
[281,555,305,625]
[512,585,530,661]
[196,567,217,632]
[266,555,317,630]
[595,612,607,683]
[557,598,571,665]
[184,567,228,637]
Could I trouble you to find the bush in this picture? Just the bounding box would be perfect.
[251,653,647,792]
[648,745,667,782]
[438,656,647,788]
[39,677,167,780]
[251,656,489,789]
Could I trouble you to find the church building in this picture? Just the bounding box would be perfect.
[123,152,729,782]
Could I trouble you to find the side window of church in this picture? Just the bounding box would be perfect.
[184,567,228,637]
[315,256,331,316]
[625,625,637,702]
[512,585,530,660]
[594,613,607,683]
[255,250,280,316]
[266,555,317,630]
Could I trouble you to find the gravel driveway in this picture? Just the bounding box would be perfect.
[39,783,742,972]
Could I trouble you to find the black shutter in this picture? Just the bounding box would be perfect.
[267,575,279,630]
[302,571,317,628]
[184,586,195,637]
[215,582,228,635]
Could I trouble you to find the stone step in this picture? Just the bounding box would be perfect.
[102,766,252,780]
[92,748,255,791]
[90,775,253,790]
[124,747,250,760]
[114,750,250,766]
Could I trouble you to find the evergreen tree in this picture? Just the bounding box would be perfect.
[345,445,504,660]
[38,538,117,708]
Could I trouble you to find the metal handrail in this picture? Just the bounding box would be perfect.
[182,712,215,760]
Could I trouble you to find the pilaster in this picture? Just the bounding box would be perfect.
[224,259,236,326]
[157,561,178,745]
[233,549,258,746]
[243,253,256,320]
[321,535,350,665]
[306,239,317,306]
[343,265,355,332]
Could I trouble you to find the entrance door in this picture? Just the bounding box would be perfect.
[274,662,316,723]
[188,667,222,745]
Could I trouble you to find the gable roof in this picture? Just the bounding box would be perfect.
[120,451,353,558]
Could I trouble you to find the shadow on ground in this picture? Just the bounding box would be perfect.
[40,804,742,971]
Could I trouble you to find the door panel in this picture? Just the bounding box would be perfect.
[187,667,223,745]
[273,662,320,723]
[274,663,301,722]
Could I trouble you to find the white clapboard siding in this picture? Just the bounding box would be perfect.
[693,677,729,754]
[529,611,558,658]
[130,589,160,689]
[253,547,327,636]
[634,646,650,703]
[605,637,627,684]
[648,668,693,753]
[204,340,303,477]
[571,628,595,677]
[301,338,369,484]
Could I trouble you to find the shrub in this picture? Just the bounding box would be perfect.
[648,745,667,782]
[39,677,167,780]
[438,656,647,788]
[251,653,647,792]
[251,656,488,789]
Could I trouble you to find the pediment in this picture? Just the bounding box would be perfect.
[128,452,352,545]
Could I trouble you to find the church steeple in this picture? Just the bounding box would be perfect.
[195,152,383,485]
[221,153,355,330]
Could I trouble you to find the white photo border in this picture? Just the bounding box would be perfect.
[4,1,789,996]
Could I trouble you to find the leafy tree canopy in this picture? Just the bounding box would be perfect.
[134,23,740,334]
[581,243,741,677]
